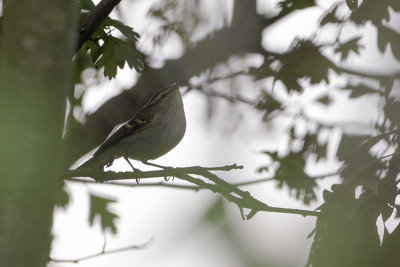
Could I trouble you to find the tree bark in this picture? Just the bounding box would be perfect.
[0,0,77,266]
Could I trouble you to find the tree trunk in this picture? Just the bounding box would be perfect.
[0,0,77,266]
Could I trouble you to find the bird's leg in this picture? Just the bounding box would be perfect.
[142,161,175,181]
[124,157,141,183]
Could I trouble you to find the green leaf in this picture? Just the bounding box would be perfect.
[315,95,332,105]
[203,198,225,223]
[105,18,141,45]
[89,193,119,234]
[255,91,282,115]
[341,83,380,98]
[381,205,394,222]
[274,152,318,205]
[94,36,143,78]
[74,50,95,84]
[278,0,316,14]
[95,39,118,79]
[334,36,364,61]
[277,40,331,92]
[55,186,70,209]
[250,62,275,80]
[377,25,400,61]
[113,39,144,73]
[351,0,390,26]
[80,0,95,11]
[320,4,343,27]
[345,0,358,11]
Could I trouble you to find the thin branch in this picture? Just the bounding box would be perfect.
[49,238,154,263]
[65,164,243,182]
[77,0,121,51]
[65,164,319,218]
[66,177,202,190]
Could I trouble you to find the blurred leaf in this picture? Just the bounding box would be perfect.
[277,40,332,92]
[310,187,381,266]
[55,186,70,209]
[334,36,364,61]
[341,83,380,98]
[336,135,370,162]
[351,0,390,26]
[275,152,318,205]
[377,25,400,61]
[314,141,328,162]
[255,91,282,120]
[315,95,332,105]
[384,98,400,125]
[345,0,358,11]
[389,0,400,12]
[89,193,118,234]
[381,204,394,222]
[74,49,95,84]
[336,134,388,182]
[80,0,95,11]
[278,0,316,15]
[320,4,343,26]
[257,151,279,173]
[203,198,225,223]
[250,63,275,80]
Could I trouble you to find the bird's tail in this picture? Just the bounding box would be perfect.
[75,153,115,171]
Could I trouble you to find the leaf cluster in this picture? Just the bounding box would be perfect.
[77,0,143,80]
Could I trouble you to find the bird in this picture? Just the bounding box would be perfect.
[77,82,186,171]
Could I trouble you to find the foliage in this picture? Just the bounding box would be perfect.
[88,193,119,234]
[2,0,400,265]
[68,0,400,265]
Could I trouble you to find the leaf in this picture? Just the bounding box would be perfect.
[314,142,328,162]
[113,39,144,73]
[341,83,380,98]
[351,0,390,26]
[345,0,358,11]
[381,205,394,222]
[274,152,318,205]
[277,40,331,92]
[384,98,400,124]
[202,198,225,223]
[74,50,95,84]
[334,36,364,61]
[55,186,70,209]
[377,25,400,61]
[95,37,143,79]
[320,4,343,27]
[95,39,118,79]
[80,0,95,11]
[278,0,316,15]
[89,193,119,234]
[255,91,282,115]
[315,95,332,105]
[105,18,141,45]
[250,63,275,80]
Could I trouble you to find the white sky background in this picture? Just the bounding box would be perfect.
[50,1,400,266]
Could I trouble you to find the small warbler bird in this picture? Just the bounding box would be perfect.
[78,82,186,170]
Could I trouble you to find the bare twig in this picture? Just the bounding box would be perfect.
[49,238,154,263]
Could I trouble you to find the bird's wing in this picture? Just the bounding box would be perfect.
[93,103,158,156]
[93,82,178,157]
